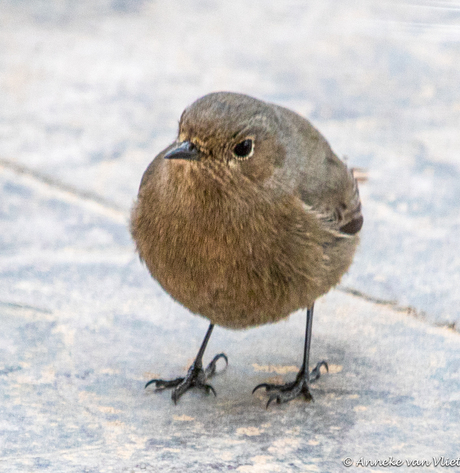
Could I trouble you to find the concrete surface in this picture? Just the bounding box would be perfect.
[1,1,459,472]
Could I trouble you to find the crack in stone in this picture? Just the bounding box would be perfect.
[337,285,459,333]
[0,156,126,216]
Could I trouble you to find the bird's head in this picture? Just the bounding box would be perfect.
[163,92,286,183]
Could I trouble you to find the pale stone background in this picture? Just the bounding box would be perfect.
[1,1,459,472]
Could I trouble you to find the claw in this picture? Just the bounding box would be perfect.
[309,361,328,382]
[254,359,328,407]
[145,378,159,389]
[145,352,228,404]
[266,394,280,409]
[252,383,271,394]
[205,353,228,377]
[145,377,183,390]
[302,386,314,402]
[204,384,217,397]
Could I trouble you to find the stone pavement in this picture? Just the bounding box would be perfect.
[1,1,459,472]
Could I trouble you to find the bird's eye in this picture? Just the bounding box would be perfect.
[233,139,254,159]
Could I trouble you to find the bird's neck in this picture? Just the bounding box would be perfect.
[167,161,261,219]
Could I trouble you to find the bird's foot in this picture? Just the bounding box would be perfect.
[145,353,228,404]
[252,361,328,408]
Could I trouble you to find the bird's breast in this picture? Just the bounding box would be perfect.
[131,166,356,328]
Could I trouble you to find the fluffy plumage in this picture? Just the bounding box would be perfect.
[131,92,362,329]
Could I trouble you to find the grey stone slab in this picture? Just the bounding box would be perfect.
[1,1,460,471]
[1,0,459,328]
[1,160,460,472]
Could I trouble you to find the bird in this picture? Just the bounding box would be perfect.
[130,92,363,407]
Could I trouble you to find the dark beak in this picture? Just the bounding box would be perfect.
[164,141,200,161]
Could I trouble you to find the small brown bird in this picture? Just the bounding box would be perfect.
[131,92,363,407]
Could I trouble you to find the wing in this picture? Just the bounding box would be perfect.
[271,103,363,236]
[334,169,363,235]
[299,161,363,236]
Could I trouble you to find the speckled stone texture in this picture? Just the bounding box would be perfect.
[1,1,459,472]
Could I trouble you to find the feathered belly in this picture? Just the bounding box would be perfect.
[131,190,358,329]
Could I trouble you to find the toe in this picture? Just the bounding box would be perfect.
[145,377,184,390]
[252,383,272,394]
[309,361,328,382]
[204,353,228,378]
[203,384,217,396]
[266,393,281,409]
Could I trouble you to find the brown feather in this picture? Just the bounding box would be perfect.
[131,92,363,329]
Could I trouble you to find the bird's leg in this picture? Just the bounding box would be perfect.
[145,323,228,404]
[253,304,328,408]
